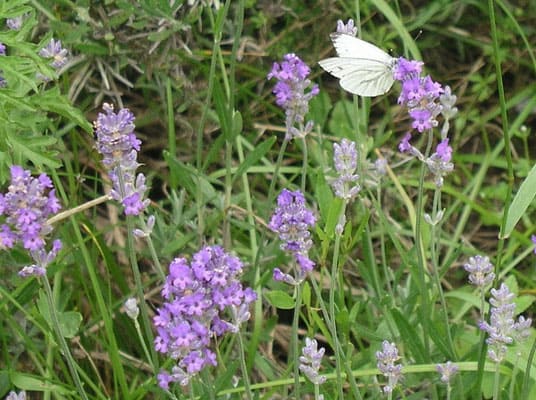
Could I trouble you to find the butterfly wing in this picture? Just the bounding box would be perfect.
[319,33,396,97]
[318,57,395,97]
[330,33,393,64]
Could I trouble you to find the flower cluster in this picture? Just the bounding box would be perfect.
[94,103,149,216]
[153,246,256,388]
[267,53,319,139]
[376,340,403,394]
[463,255,495,288]
[299,337,326,385]
[0,166,62,276]
[269,189,316,284]
[479,283,532,363]
[39,38,69,69]
[331,139,360,201]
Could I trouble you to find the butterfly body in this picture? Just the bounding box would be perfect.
[319,33,397,97]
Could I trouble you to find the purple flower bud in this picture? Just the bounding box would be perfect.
[399,133,412,153]
[464,255,495,288]
[6,16,23,30]
[436,361,458,384]
[39,39,69,69]
[336,19,357,36]
[94,103,148,216]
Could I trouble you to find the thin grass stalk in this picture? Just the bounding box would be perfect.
[195,3,230,244]
[488,0,513,277]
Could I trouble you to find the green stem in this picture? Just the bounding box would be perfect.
[493,361,500,400]
[133,318,154,371]
[237,330,253,400]
[329,204,347,400]
[292,283,303,399]
[138,216,166,281]
[309,278,363,399]
[301,137,308,192]
[42,277,89,400]
[415,129,434,357]
[126,215,158,369]
[429,187,456,359]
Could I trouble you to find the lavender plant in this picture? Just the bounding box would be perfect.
[2,2,536,400]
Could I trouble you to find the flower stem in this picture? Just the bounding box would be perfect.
[237,330,253,400]
[292,282,303,399]
[414,129,434,357]
[329,203,346,400]
[42,277,89,400]
[493,361,501,400]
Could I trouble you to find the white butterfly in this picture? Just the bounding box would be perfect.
[318,33,397,97]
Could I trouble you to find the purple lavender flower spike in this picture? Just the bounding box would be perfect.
[531,235,536,254]
[39,39,69,69]
[376,340,403,394]
[94,103,149,216]
[269,189,316,283]
[331,139,360,201]
[479,283,532,363]
[0,43,5,56]
[267,54,319,139]
[153,245,255,388]
[299,337,327,385]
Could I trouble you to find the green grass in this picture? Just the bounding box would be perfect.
[1,0,536,399]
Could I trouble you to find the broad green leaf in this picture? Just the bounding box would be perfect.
[501,162,536,238]
[265,290,295,310]
[7,132,62,169]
